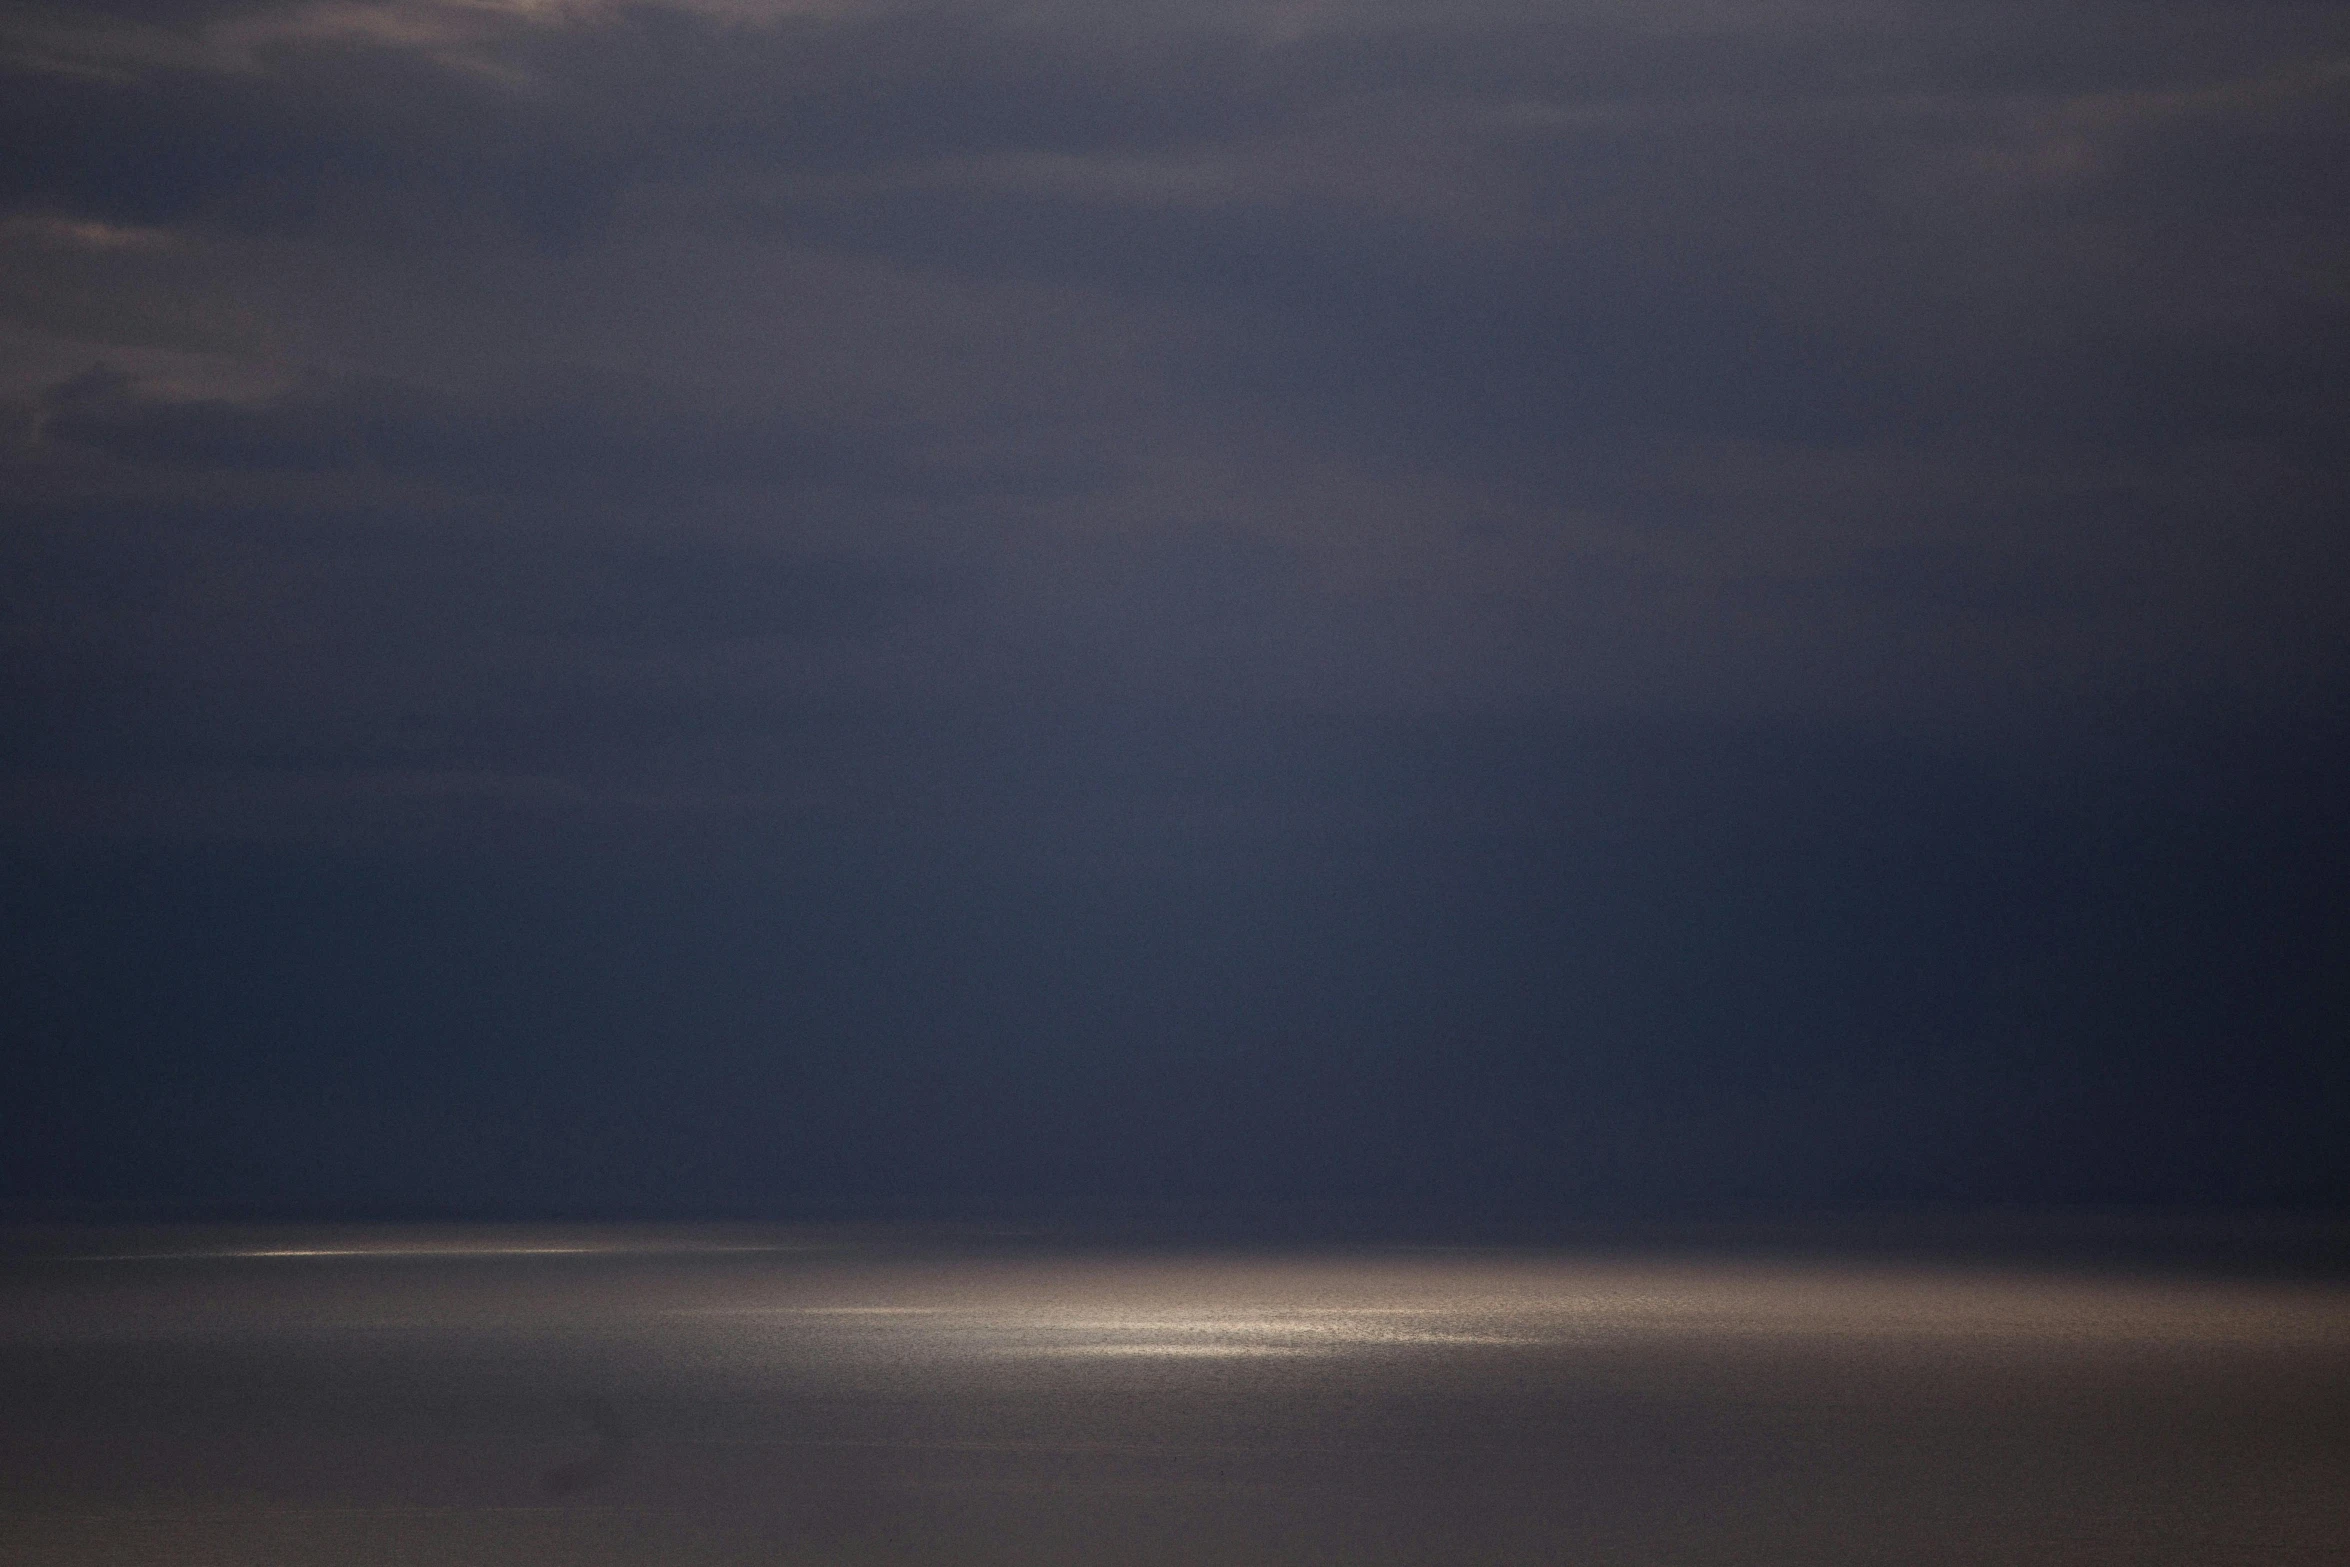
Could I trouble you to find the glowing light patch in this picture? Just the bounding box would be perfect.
[1011,1342,1325,1357]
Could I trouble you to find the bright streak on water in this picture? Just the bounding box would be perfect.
[52,1228,818,1262]
[138,1246,618,1259]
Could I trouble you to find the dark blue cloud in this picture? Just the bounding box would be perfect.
[3,0,2347,1219]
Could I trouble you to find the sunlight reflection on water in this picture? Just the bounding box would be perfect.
[646,1251,2350,1365]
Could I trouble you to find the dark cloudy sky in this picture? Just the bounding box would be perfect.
[4,0,2347,1220]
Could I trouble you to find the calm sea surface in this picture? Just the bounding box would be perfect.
[4,1225,2347,1564]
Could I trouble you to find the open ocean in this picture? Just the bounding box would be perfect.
[5,1223,2347,1565]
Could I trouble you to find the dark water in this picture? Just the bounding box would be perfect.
[4,1225,2348,1564]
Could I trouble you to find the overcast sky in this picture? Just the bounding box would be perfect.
[5,0,2347,1220]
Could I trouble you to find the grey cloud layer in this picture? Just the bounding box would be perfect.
[4,0,2346,840]
[7,4,2349,1222]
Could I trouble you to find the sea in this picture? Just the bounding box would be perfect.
[4,1218,2347,1564]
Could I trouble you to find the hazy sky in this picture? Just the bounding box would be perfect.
[5,0,2347,1218]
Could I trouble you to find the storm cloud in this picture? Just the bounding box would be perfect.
[4,0,2346,1217]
